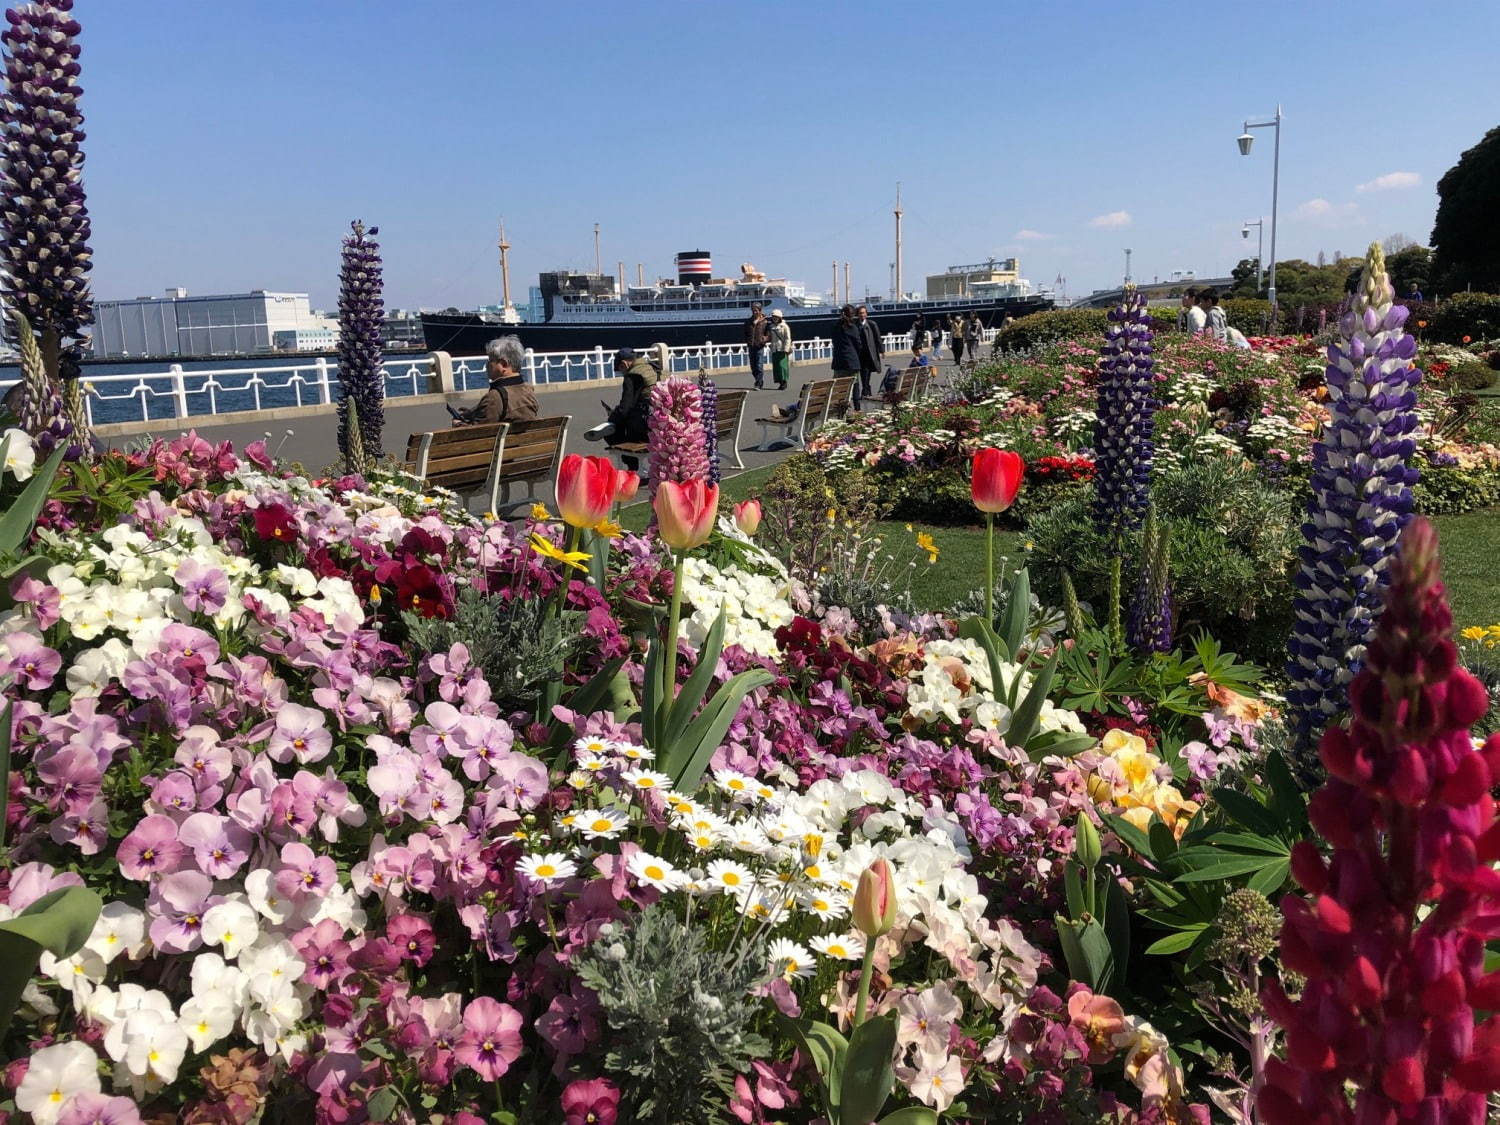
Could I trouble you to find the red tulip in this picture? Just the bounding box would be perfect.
[556,454,619,529]
[654,480,719,550]
[733,499,762,536]
[851,858,896,937]
[614,470,640,504]
[971,448,1024,513]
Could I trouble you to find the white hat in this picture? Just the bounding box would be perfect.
[770,309,784,318]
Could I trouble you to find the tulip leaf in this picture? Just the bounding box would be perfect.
[1173,855,1278,882]
[958,614,1009,680]
[1102,813,1154,859]
[0,885,102,1032]
[1055,915,1115,993]
[1264,750,1309,837]
[1144,926,1207,956]
[640,637,663,747]
[0,441,66,559]
[776,1015,847,1119]
[1025,729,1097,758]
[547,658,628,768]
[839,1011,898,1125]
[1011,647,1060,753]
[997,566,1030,659]
[662,607,728,750]
[669,668,773,792]
[1103,874,1130,984]
[878,1110,939,1125]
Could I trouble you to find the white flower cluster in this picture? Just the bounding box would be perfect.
[2,426,37,481]
[679,548,795,658]
[1245,412,1303,448]
[905,638,1085,738]
[1166,371,1217,406]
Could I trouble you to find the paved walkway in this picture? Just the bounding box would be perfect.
[97,355,958,481]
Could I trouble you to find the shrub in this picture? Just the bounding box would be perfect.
[1221,298,1274,333]
[1443,359,1498,391]
[997,308,1108,351]
[1427,291,1500,344]
[1412,463,1500,514]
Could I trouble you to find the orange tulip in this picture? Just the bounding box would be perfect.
[555,454,620,530]
[654,480,719,550]
[733,499,762,536]
[971,448,1025,514]
[614,470,640,504]
[851,858,897,937]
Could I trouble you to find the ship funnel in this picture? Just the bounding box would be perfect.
[675,250,711,286]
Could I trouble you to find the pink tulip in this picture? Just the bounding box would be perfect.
[614,470,640,504]
[556,454,620,529]
[733,499,762,536]
[654,480,719,551]
[851,858,896,938]
[971,448,1025,514]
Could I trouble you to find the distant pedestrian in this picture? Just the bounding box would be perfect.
[964,313,983,360]
[1186,289,1208,335]
[831,304,863,403]
[854,304,882,408]
[453,335,540,425]
[1176,287,1199,333]
[768,308,792,390]
[930,316,944,359]
[1203,289,1227,342]
[744,302,770,389]
[1409,285,1424,302]
[950,314,966,365]
[911,313,929,350]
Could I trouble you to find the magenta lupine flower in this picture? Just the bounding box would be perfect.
[455,996,524,1081]
[173,557,229,614]
[56,1092,144,1125]
[117,814,184,881]
[292,918,352,990]
[646,376,710,502]
[561,1078,620,1125]
[146,870,216,953]
[265,702,332,765]
[275,840,336,900]
[386,912,437,967]
[1,632,60,690]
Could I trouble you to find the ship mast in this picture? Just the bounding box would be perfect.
[498,218,518,324]
[893,182,903,302]
[832,260,838,304]
[593,223,601,276]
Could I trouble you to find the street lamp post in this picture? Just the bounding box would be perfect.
[1241,218,1265,293]
[1237,106,1281,313]
[1124,248,1132,286]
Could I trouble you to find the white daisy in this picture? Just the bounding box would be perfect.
[573,736,613,759]
[577,809,629,840]
[621,768,672,793]
[810,932,866,961]
[616,743,655,762]
[703,859,754,895]
[767,937,815,980]
[662,792,698,817]
[518,853,578,884]
[626,851,689,893]
[713,769,756,798]
[800,889,850,921]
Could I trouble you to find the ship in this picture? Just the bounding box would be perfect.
[420,250,1055,356]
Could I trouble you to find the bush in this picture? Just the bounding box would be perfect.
[1221,298,1274,333]
[1413,463,1500,514]
[997,308,1108,351]
[1443,360,1498,392]
[1427,292,1500,344]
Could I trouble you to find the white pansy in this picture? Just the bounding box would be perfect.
[85,901,147,965]
[15,1040,100,1125]
[65,637,132,697]
[179,992,237,1052]
[201,900,259,959]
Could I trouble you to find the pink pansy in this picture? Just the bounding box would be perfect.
[275,840,337,900]
[265,703,332,765]
[455,997,523,1081]
[117,814,185,881]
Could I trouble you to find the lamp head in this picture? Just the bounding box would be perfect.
[1237,132,1254,156]
[1242,227,1250,239]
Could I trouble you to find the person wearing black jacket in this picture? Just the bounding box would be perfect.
[744,303,770,389]
[854,304,882,409]
[583,348,660,446]
[831,304,863,386]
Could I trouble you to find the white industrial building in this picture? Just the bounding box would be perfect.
[92,289,339,358]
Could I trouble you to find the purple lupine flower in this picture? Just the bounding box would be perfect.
[1090,289,1157,540]
[1,2,93,431]
[1284,242,1420,758]
[336,219,385,460]
[698,369,721,485]
[646,376,710,501]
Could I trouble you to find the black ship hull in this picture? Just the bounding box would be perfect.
[420,295,1052,357]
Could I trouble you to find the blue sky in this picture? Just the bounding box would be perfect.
[77,0,1500,311]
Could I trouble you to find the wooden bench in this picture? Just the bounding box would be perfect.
[493,415,570,512]
[755,379,837,451]
[881,366,934,407]
[825,376,856,423]
[405,423,509,511]
[715,388,748,470]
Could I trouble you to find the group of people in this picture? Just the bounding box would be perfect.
[907,311,990,366]
[1176,287,1251,349]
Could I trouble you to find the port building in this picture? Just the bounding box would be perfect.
[92,289,339,358]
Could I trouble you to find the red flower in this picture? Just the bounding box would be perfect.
[561,1078,619,1125]
[971,448,1024,513]
[556,454,621,530]
[393,562,448,619]
[252,504,298,543]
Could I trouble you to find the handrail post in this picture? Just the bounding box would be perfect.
[593,345,606,383]
[169,363,188,419]
[315,356,332,404]
[524,347,536,385]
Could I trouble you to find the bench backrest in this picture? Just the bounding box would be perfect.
[715,389,748,441]
[405,423,508,495]
[824,376,856,422]
[497,415,570,484]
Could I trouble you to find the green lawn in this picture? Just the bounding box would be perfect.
[1433,509,1500,626]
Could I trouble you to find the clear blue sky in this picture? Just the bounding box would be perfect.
[76,0,1500,310]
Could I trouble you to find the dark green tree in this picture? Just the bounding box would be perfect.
[1431,124,1500,294]
[1230,257,1261,297]
[1386,245,1433,298]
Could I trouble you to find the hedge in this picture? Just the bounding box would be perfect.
[996,307,1176,352]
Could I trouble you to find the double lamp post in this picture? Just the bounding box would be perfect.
[1237,105,1281,312]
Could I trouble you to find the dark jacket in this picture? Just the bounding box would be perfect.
[857,317,882,370]
[831,320,863,372]
[607,357,661,443]
[460,375,539,425]
[745,313,770,348]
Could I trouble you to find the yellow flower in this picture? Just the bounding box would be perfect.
[592,518,623,539]
[914,531,940,564]
[369,585,382,606]
[1462,626,1488,641]
[826,508,837,524]
[529,534,591,572]
[530,503,551,521]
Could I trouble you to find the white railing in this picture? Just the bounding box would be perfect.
[0,329,1000,427]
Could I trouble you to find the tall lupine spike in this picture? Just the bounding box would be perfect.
[336,220,385,460]
[7,306,71,455]
[1060,571,1087,641]
[646,376,709,503]
[1090,287,1158,542]
[1284,242,1421,768]
[1258,517,1500,1125]
[1,1,93,435]
[1126,508,1173,654]
[343,394,368,479]
[697,368,720,486]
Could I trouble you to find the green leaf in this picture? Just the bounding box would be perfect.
[640,635,663,748]
[1174,855,1280,883]
[1011,647,1060,752]
[1063,860,1087,919]
[840,1012,898,1125]
[367,1087,399,1121]
[0,442,66,559]
[1147,818,1179,864]
[997,566,1030,658]
[1102,874,1130,984]
[0,885,102,1031]
[878,1110,939,1125]
[777,1015,848,1119]
[1025,729,1097,758]
[663,608,728,750]
[670,668,774,792]
[1197,833,1291,856]
[1055,915,1115,992]
[1144,927,1207,955]
[547,657,628,767]
[1264,750,1309,836]
[1208,787,1280,836]
[1246,858,1290,897]
[1102,813,1154,858]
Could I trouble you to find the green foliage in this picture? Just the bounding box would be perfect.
[1219,298,1274,334]
[1055,814,1131,993]
[1385,244,1433,298]
[1432,124,1500,294]
[995,308,1109,351]
[1259,258,1353,309]
[1413,464,1500,515]
[780,1011,932,1125]
[759,455,888,581]
[1444,360,1498,392]
[1426,292,1500,344]
[575,904,769,1123]
[0,886,102,1033]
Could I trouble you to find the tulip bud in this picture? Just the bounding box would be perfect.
[732,499,762,537]
[1074,812,1101,870]
[852,858,896,938]
[556,454,620,530]
[615,471,640,504]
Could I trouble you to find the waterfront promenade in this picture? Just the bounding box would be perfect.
[94,355,898,484]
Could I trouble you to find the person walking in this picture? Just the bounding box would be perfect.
[744,302,770,389]
[950,313,966,365]
[855,304,882,408]
[768,308,792,390]
[930,315,944,360]
[910,313,928,351]
[964,313,983,362]
[832,304,863,406]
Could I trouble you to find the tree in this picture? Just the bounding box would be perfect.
[1385,244,1432,298]
[1230,257,1261,297]
[1431,124,1500,294]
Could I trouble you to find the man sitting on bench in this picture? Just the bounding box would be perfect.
[583,348,661,470]
[452,335,538,425]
